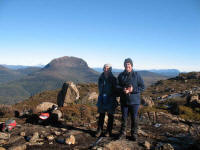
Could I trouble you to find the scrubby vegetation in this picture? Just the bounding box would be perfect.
[179,106,200,121]
[60,104,97,124]
[139,106,167,114]
[151,96,200,121]
[143,77,200,99]
[0,104,14,119]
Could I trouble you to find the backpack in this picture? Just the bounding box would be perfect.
[2,119,16,132]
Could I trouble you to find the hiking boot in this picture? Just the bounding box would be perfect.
[104,130,112,137]
[131,117,138,141]
[104,113,114,137]
[95,129,103,137]
[119,118,127,140]
[95,113,105,137]
[118,132,126,140]
[130,133,138,141]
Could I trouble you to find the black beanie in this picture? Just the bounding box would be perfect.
[124,58,133,67]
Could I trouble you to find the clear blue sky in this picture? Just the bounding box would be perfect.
[0,0,199,71]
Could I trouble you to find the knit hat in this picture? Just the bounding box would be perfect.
[103,63,112,71]
[124,58,133,67]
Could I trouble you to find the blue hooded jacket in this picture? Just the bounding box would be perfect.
[117,70,145,105]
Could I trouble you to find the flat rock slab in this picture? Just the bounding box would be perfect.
[0,133,10,140]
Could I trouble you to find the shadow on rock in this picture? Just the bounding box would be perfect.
[62,124,96,137]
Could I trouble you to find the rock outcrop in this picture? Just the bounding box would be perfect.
[35,102,58,113]
[57,82,80,107]
[187,92,200,107]
[82,92,98,104]
[141,96,154,107]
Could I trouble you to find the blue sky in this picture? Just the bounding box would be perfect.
[0,0,199,71]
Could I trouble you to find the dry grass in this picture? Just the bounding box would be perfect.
[179,105,200,121]
[60,104,97,124]
[139,106,167,115]
[13,89,60,111]
[0,104,14,118]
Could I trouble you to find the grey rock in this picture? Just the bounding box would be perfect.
[20,132,26,136]
[57,81,80,107]
[47,135,54,141]
[141,96,154,107]
[35,102,58,113]
[143,141,151,150]
[65,135,75,145]
[52,109,62,120]
[8,144,26,150]
[155,143,174,150]
[30,132,39,143]
[0,140,6,145]
[0,132,10,140]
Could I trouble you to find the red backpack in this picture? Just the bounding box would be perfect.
[2,119,16,132]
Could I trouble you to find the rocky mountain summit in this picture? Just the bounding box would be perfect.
[0,56,99,104]
[43,56,89,69]
[0,72,200,150]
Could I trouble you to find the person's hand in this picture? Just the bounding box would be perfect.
[127,86,133,93]
[123,88,129,94]
[123,86,133,94]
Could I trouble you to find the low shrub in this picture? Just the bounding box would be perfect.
[139,106,167,114]
[60,104,97,124]
[0,104,14,118]
[179,105,200,121]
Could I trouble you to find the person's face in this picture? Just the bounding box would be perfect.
[125,63,132,72]
[104,66,110,74]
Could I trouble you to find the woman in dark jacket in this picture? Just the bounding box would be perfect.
[96,64,117,137]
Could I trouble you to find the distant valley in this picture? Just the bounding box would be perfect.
[93,68,180,77]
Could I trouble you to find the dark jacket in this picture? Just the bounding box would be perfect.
[117,70,145,105]
[96,72,117,113]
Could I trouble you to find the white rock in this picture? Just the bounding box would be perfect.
[0,132,10,140]
[65,135,75,145]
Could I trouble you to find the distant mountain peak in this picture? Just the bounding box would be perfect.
[44,56,88,69]
[0,65,9,71]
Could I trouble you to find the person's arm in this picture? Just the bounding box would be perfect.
[110,76,117,96]
[115,74,123,96]
[98,76,103,95]
[132,73,145,94]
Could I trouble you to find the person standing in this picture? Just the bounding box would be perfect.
[96,64,118,137]
[117,58,145,141]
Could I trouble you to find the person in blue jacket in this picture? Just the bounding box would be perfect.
[96,64,117,137]
[117,58,145,140]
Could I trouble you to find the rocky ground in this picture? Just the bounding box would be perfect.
[1,72,200,150]
[0,108,200,150]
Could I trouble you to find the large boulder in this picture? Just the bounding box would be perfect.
[57,82,80,107]
[52,109,62,120]
[155,143,174,150]
[187,93,200,107]
[141,96,154,107]
[35,102,58,113]
[8,144,27,150]
[82,92,98,104]
[0,132,10,140]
